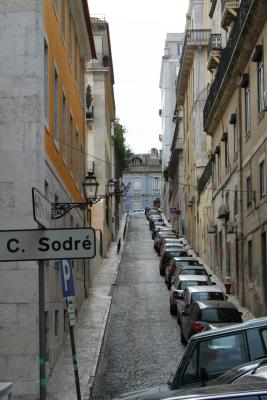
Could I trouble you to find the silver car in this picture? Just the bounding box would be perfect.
[176,285,227,324]
[169,274,211,315]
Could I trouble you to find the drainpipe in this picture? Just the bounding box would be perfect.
[238,84,245,305]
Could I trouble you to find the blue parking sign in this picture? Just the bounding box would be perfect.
[60,259,75,298]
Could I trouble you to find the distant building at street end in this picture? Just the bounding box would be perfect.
[122,149,162,212]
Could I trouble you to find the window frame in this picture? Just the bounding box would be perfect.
[53,64,59,150]
[259,159,265,199]
[257,57,265,113]
[69,111,74,175]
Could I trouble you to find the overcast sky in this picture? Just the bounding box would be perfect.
[88,0,189,154]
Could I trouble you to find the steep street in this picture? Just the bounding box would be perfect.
[91,214,184,398]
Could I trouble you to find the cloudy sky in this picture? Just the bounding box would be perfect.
[88,0,189,154]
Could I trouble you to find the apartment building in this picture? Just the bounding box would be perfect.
[85,17,117,274]
[159,33,184,221]
[0,1,95,397]
[122,149,162,212]
[203,0,267,314]
[174,0,212,250]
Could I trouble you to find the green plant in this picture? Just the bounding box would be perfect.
[86,84,93,111]
[114,123,133,172]
[163,166,169,182]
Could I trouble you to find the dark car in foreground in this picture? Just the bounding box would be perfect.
[180,300,243,344]
[112,317,267,399]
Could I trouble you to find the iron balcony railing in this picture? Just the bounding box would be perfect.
[208,34,222,57]
[197,159,213,197]
[185,29,211,45]
[204,0,252,126]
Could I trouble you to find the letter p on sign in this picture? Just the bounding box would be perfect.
[60,259,75,298]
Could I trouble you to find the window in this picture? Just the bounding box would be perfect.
[246,175,252,206]
[62,91,67,163]
[248,239,253,281]
[226,242,231,276]
[233,122,238,155]
[261,232,267,301]
[234,187,238,216]
[217,153,221,182]
[224,140,228,168]
[44,38,49,123]
[55,310,59,336]
[75,130,79,183]
[177,43,182,55]
[74,34,78,82]
[70,113,73,173]
[68,12,72,65]
[54,68,59,147]
[132,157,142,166]
[258,57,265,113]
[152,178,160,194]
[61,0,66,40]
[133,179,141,194]
[244,85,251,133]
[53,0,58,13]
[259,160,265,199]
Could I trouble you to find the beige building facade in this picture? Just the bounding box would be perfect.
[203,0,267,314]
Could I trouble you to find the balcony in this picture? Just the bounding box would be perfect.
[207,34,222,72]
[221,0,240,29]
[176,29,211,105]
[197,159,213,197]
[204,0,266,132]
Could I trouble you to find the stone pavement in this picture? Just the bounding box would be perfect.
[47,212,255,400]
[47,214,128,400]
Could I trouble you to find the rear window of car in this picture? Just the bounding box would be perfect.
[179,269,206,276]
[180,280,208,290]
[200,308,242,323]
[176,260,200,267]
[192,292,225,302]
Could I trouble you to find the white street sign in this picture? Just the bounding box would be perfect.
[32,187,51,228]
[0,228,95,261]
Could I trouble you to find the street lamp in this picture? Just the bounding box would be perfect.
[51,172,127,220]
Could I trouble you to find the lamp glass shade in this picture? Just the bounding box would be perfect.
[107,179,115,196]
[83,172,99,201]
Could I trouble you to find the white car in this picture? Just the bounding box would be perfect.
[169,274,211,315]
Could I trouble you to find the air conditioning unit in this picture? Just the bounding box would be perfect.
[217,205,229,221]
[207,221,217,234]
[227,221,236,234]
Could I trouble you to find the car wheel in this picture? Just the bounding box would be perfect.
[167,282,171,290]
[177,312,181,325]
[180,329,187,345]
[159,267,164,276]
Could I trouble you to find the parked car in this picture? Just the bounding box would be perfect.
[114,317,267,398]
[154,232,177,253]
[149,217,164,230]
[151,225,174,240]
[0,383,12,399]
[145,206,161,218]
[160,250,191,276]
[165,257,203,287]
[128,208,145,215]
[160,243,186,256]
[177,285,227,324]
[159,238,184,255]
[180,300,243,344]
[147,209,161,220]
[169,275,211,315]
[113,381,267,400]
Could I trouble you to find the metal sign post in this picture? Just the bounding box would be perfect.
[60,260,81,400]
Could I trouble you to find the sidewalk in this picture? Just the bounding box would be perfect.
[47,214,128,400]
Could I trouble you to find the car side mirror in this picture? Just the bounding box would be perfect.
[209,274,212,277]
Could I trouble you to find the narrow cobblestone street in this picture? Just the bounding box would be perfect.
[91,214,185,398]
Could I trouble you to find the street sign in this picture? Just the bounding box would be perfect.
[0,227,96,261]
[66,298,76,327]
[60,260,75,298]
[170,207,176,214]
[32,187,51,228]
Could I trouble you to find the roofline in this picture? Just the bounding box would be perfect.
[82,0,97,59]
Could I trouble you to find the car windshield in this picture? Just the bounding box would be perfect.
[191,292,225,301]
[180,280,207,290]
[179,269,206,275]
[200,308,242,323]
[176,260,200,267]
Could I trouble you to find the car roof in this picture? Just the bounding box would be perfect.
[177,265,206,270]
[173,257,200,262]
[164,381,267,400]
[186,285,224,293]
[190,316,267,341]
[192,300,238,309]
[178,275,209,282]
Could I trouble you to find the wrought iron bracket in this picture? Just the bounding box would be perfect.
[51,195,109,219]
